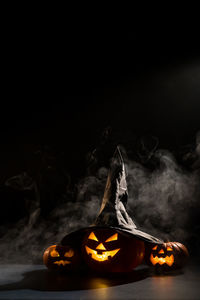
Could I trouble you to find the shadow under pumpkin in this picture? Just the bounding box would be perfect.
[0,266,152,292]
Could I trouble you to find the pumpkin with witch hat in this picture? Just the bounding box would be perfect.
[43,147,189,273]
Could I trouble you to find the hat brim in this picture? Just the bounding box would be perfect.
[61,225,163,246]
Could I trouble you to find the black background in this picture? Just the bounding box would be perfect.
[1,13,200,237]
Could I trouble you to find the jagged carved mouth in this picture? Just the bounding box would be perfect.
[150,254,174,266]
[85,246,120,262]
[53,260,71,266]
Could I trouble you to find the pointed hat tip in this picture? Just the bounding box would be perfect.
[109,146,126,181]
[113,146,124,165]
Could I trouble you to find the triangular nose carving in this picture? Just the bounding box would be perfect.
[96,243,106,250]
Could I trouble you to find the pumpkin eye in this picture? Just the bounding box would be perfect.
[152,245,157,250]
[159,249,164,254]
[88,232,98,241]
[167,246,173,251]
[64,249,74,257]
[105,233,118,242]
[50,249,60,257]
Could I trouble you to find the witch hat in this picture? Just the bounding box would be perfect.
[94,146,136,229]
[61,147,163,245]
[92,146,163,243]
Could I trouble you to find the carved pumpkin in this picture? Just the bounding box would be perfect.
[43,245,80,271]
[145,241,189,271]
[82,228,145,273]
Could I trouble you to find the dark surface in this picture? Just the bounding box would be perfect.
[1,17,200,300]
[0,263,199,299]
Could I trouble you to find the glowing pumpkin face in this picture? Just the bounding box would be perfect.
[82,228,145,273]
[150,244,174,267]
[145,242,189,271]
[85,231,120,262]
[43,245,80,271]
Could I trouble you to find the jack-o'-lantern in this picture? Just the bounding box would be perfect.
[43,245,80,271]
[145,241,189,271]
[60,147,163,274]
[82,228,145,273]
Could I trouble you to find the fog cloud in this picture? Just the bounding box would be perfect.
[0,133,200,263]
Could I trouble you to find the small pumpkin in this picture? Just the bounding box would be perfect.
[145,241,189,271]
[82,228,145,273]
[43,244,80,271]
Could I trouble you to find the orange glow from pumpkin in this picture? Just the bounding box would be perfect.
[152,245,158,250]
[105,233,118,242]
[64,249,74,257]
[85,246,120,262]
[88,232,99,241]
[53,260,71,266]
[159,249,165,254]
[96,243,106,250]
[167,246,173,251]
[50,249,60,257]
[150,254,174,266]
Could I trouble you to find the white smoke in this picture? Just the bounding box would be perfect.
[127,149,200,243]
[0,133,200,263]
